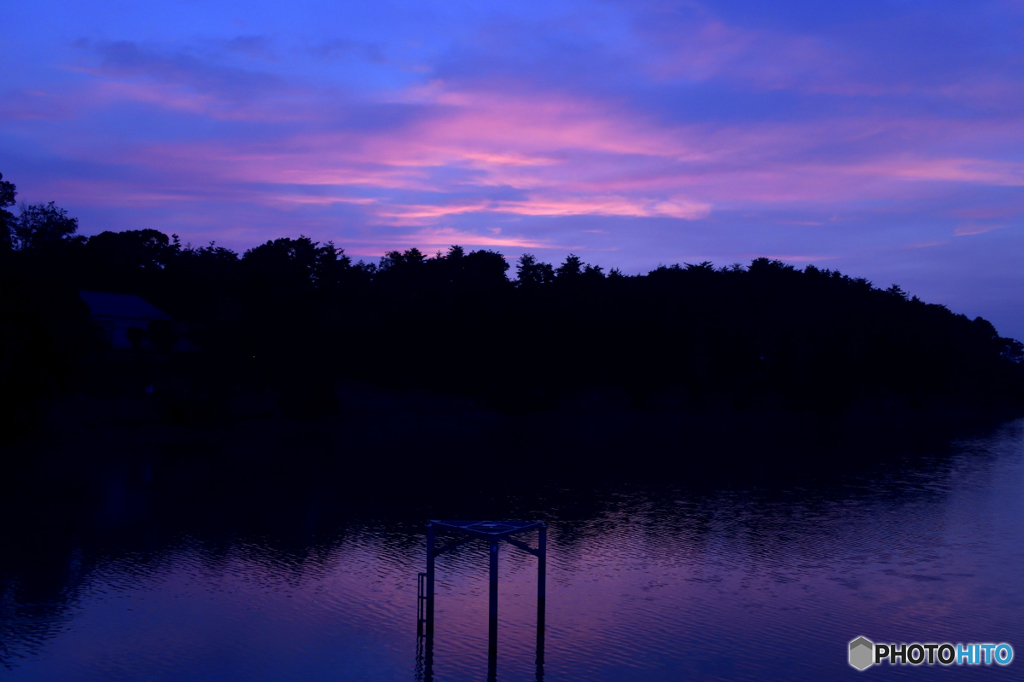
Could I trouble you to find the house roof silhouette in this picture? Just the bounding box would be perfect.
[79,290,172,322]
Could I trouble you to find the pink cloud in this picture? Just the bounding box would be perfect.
[762,254,840,263]
[341,226,555,255]
[871,158,1024,186]
[641,11,1023,107]
[492,195,711,220]
[53,97,1024,220]
[650,19,847,93]
[25,55,1024,243]
[0,89,76,121]
[904,241,950,249]
[356,194,710,226]
[954,224,1008,237]
[266,195,379,207]
[950,206,1019,220]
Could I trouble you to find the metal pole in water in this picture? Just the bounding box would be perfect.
[426,523,435,635]
[536,524,547,681]
[537,524,547,606]
[488,539,499,681]
[424,522,436,681]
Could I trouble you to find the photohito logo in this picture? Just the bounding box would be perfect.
[849,637,1013,670]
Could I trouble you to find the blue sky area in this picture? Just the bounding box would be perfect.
[2,0,1023,337]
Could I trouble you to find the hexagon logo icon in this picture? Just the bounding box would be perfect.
[849,636,874,671]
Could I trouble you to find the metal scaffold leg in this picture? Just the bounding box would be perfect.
[488,540,499,681]
[536,524,547,681]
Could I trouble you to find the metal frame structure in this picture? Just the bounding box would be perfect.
[416,520,547,681]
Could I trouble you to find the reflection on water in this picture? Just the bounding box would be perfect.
[2,420,1023,680]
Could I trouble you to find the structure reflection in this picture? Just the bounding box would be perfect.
[416,520,547,681]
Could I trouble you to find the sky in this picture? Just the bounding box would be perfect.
[2,0,1023,338]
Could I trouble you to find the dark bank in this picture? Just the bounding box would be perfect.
[2,171,1022,447]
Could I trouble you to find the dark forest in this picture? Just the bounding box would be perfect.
[2,172,1022,442]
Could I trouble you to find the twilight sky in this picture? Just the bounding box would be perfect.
[2,0,1023,337]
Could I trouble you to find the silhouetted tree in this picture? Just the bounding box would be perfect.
[241,236,353,300]
[0,172,15,252]
[556,253,583,279]
[516,254,554,288]
[378,247,426,273]
[85,229,175,271]
[13,202,81,252]
[459,249,509,290]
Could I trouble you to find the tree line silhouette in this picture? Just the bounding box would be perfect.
[2,171,1022,435]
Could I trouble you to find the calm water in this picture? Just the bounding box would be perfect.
[2,419,1023,680]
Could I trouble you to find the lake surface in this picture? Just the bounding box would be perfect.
[2,418,1023,680]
